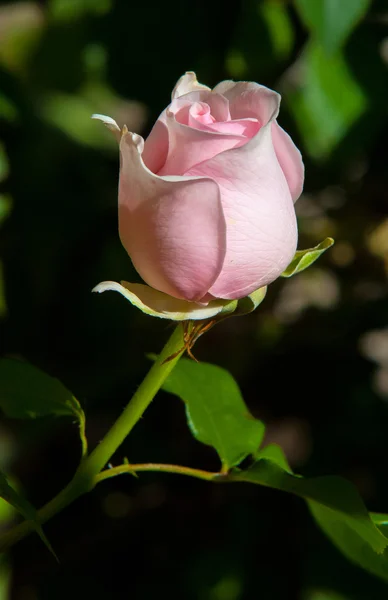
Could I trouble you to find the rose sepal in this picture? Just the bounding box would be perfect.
[92,281,237,321]
[92,281,268,322]
[281,237,334,278]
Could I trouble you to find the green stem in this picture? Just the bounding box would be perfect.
[0,324,186,554]
[96,463,219,483]
[76,324,185,482]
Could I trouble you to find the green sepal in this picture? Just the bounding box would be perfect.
[281,238,334,277]
[93,280,237,321]
[93,280,267,322]
[234,286,267,315]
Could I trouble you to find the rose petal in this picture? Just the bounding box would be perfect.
[91,113,121,141]
[143,92,232,176]
[213,81,304,201]
[187,115,297,299]
[271,121,304,202]
[188,102,216,126]
[92,281,234,321]
[213,80,280,123]
[191,116,260,138]
[141,119,169,174]
[169,91,231,125]
[171,71,211,99]
[206,92,231,122]
[157,93,249,176]
[119,131,227,301]
[157,124,246,177]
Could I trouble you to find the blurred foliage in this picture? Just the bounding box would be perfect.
[0,0,388,598]
[294,0,372,55]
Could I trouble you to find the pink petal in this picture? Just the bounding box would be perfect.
[141,119,169,174]
[271,121,304,202]
[188,102,216,126]
[206,92,231,122]
[169,90,230,124]
[157,92,250,177]
[186,117,297,299]
[171,71,211,99]
[157,123,246,177]
[119,131,227,302]
[142,89,230,175]
[213,80,280,122]
[193,117,260,138]
[214,80,304,201]
[186,100,260,138]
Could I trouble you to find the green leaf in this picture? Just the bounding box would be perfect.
[294,0,371,55]
[0,359,87,456]
[372,513,388,528]
[162,359,265,470]
[229,452,388,580]
[227,458,388,574]
[309,502,388,582]
[281,238,334,277]
[255,443,291,472]
[288,41,367,159]
[0,470,56,558]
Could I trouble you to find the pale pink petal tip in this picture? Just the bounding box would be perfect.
[171,71,211,100]
[92,114,123,143]
[91,113,120,132]
[129,132,145,154]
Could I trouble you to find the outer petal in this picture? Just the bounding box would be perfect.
[271,121,304,202]
[119,131,226,302]
[172,71,211,99]
[213,81,304,201]
[187,118,297,300]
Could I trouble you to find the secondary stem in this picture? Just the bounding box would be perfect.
[96,463,220,483]
[0,324,186,553]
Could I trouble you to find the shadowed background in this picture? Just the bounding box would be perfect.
[0,0,388,598]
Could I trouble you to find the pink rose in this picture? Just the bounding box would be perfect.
[118,72,304,302]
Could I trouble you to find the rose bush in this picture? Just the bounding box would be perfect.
[101,72,304,304]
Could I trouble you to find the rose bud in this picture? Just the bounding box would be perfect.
[94,72,304,307]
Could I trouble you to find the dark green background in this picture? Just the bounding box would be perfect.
[1,0,388,598]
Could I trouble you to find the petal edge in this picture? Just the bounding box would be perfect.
[119,131,227,301]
